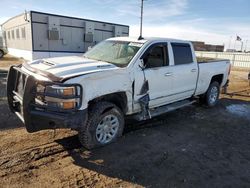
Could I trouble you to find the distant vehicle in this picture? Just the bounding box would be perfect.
[0,47,8,58]
[226,49,236,52]
[7,37,231,149]
[0,36,8,58]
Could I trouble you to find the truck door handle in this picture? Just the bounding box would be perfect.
[164,72,172,76]
[191,69,197,72]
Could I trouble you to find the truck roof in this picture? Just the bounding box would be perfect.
[107,37,190,44]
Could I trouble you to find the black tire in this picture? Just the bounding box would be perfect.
[78,101,124,149]
[0,50,4,58]
[204,81,220,107]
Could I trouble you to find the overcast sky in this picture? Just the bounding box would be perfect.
[0,0,250,50]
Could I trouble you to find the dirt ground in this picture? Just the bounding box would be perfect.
[0,55,250,188]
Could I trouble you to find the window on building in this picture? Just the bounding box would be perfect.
[3,31,6,39]
[171,43,193,65]
[21,27,26,39]
[11,30,15,39]
[16,29,20,39]
[8,31,10,40]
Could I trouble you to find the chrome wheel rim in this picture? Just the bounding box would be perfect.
[209,86,218,104]
[96,114,119,144]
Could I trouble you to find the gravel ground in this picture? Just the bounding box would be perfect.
[0,55,250,188]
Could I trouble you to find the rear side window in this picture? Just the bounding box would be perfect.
[171,43,193,65]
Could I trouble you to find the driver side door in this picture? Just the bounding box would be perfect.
[143,43,175,108]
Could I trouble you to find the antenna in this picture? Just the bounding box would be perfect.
[138,0,144,40]
[24,10,29,22]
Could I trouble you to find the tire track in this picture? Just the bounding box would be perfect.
[0,135,81,177]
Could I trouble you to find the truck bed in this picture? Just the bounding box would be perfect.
[196,57,228,64]
[195,58,230,96]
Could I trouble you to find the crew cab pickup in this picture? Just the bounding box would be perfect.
[7,37,230,149]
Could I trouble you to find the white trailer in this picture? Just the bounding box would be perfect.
[1,11,129,61]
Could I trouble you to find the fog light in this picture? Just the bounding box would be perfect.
[62,101,75,109]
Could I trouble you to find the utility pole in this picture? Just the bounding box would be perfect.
[139,0,144,39]
[245,40,248,52]
[228,36,232,49]
[240,41,244,52]
[233,36,236,51]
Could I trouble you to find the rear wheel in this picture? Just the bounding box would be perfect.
[78,101,124,149]
[203,81,220,107]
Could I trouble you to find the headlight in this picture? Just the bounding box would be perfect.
[46,85,76,96]
[35,84,81,110]
[37,84,45,93]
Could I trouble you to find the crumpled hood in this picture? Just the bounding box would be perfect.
[26,56,118,80]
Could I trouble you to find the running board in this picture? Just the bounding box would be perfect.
[134,99,196,121]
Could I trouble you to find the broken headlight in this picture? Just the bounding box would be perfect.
[36,84,81,110]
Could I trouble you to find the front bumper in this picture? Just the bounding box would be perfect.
[7,65,87,133]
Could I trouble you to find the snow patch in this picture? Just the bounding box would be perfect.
[226,104,250,120]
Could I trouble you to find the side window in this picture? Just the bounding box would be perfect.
[171,43,193,65]
[8,31,11,40]
[11,30,15,40]
[16,29,20,39]
[143,44,169,68]
[21,27,26,39]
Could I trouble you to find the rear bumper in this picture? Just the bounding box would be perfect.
[7,65,87,133]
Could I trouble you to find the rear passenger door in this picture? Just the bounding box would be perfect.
[170,43,198,100]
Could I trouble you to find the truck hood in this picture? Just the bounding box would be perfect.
[25,56,118,81]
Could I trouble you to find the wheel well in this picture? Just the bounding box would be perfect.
[210,74,223,86]
[88,92,128,114]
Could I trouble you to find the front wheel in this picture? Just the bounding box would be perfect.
[204,81,220,107]
[78,101,124,149]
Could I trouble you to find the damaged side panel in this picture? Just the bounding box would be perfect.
[65,69,134,114]
[138,80,151,120]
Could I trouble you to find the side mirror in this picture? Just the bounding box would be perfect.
[139,59,146,69]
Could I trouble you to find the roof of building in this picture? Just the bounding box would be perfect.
[1,10,129,28]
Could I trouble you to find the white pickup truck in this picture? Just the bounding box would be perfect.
[7,37,230,149]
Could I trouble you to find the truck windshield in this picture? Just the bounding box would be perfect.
[84,40,143,67]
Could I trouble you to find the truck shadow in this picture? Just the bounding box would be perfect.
[55,97,250,187]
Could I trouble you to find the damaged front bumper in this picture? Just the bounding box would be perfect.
[7,65,87,133]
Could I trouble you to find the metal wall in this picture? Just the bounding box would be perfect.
[31,11,129,53]
[196,51,250,68]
